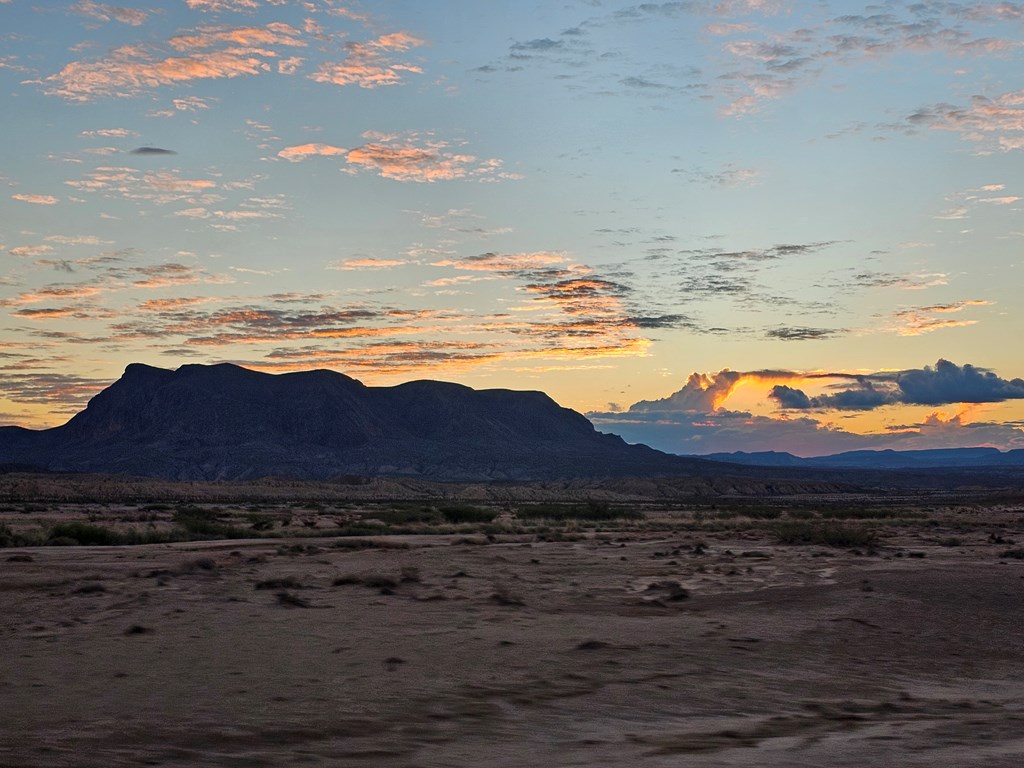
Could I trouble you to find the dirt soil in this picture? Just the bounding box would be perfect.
[2,526,1023,767]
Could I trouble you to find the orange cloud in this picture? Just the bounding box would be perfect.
[168,23,305,51]
[276,133,514,182]
[185,0,260,10]
[9,245,55,258]
[137,297,212,311]
[45,31,294,100]
[433,251,568,272]
[71,1,150,26]
[893,300,990,336]
[327,258,406,270]
[277,143,347,161]
[309,31,425,89]
[4,285,103,306]
[11,194,59,205]
[345,142,470,182]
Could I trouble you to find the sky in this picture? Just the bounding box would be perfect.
[2,0,1024,457]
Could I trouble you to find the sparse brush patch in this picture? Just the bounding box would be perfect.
[743,508,783,520]
[172,507,247,539]
[819,507,927,520]
[177,556,218,574]
[332,574,362,586]
[786,509,817,520]
[490,583,525,606]
[74,582,106,594]
[999,548,1024,560]
[247,513,277,531]
[331,538,409,550]
[515,501,642,522]
[255,576,302,590]
[774,521,878,548]
[275,591,310,608]
[399,566,421,583]
[362,574,399,591]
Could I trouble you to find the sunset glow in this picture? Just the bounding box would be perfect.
[2,0,1024,455]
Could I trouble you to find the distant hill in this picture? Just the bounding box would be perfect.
[0,363,730,482]
[702,447,1024,470]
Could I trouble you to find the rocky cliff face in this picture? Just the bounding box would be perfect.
[0,363,710,481]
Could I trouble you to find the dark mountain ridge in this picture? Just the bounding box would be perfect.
[0,363,724,482]
[702,447,1024,470]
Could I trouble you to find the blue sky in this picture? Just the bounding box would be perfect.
[3,0,1024,455]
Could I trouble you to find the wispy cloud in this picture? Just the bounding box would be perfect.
[11,194,59,205]
[279,132,517,183]
[892,299,990,336]
[328,258,407,270]
[309,31,424,88]
[70,1,151,27]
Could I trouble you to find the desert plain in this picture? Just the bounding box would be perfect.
[1,475,1023,767]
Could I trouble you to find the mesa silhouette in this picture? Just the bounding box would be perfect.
[0,363,719,481]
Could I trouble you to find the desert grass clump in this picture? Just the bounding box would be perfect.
[0,522,43,547]
[774,521,878,548]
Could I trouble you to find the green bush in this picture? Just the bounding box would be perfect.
[372,505,442,525]
[439,505,497,524]
[47,522,124,546]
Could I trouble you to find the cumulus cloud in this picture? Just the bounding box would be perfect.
[898,360,1024,405]
[771,360,1024,412]
[590,360,1024,455]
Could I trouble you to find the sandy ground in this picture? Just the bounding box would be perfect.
[2,526,1023,767]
